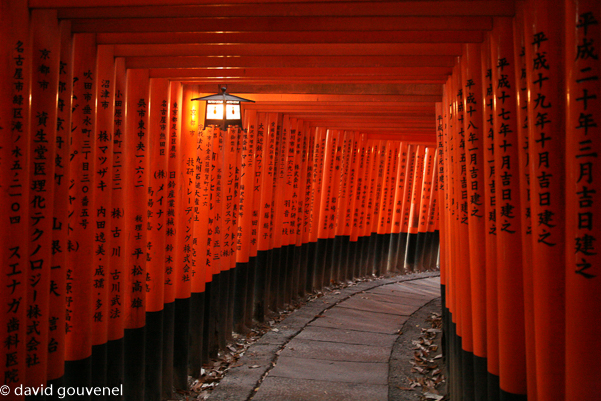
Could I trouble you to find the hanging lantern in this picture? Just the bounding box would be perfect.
[192,86,254,130]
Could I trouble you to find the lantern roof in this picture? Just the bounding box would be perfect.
[192,86,254,103]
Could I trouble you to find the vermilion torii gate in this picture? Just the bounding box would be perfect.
[1,1,600,400]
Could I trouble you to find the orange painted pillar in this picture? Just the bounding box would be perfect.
[269,115,287,310]
[0,1,30,395]
[375,141,396,275]
[90,43,114,390]
[357,138,373,277]
[235,110,257,330]
[524,1,566,398]
[481,33,501,400]
[399,145,417,273]
[565,1,600,399]
[107,56,126,390]
[462,42,489,399]
[282,117,298,303]
[405,145,425,272]
[256,113,277,317]
[144,77,170,397]
[425,149,440,271]
[326,130,343,284]
[435,103,446,278]
[165,83,192,388]
[294,120,310,296]
[308,127,325,290]
[162,81,182,397]
[514,3,538,399]
[416,148,435,271]
[347,135,362,278]
[24,10,60,389]
[47,19,74,386]
[65,33,97,387]
[123,68,150,401]
[315,129,334,289]
[340,132,358,279]
[223,126,240,337]
[301,124,316,293]
[491,18,527,397]
[250,113,266,319]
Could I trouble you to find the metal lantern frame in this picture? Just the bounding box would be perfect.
[192,86,254,130]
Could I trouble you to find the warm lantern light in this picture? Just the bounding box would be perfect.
[192,86,254,130]
[190,105,197,126]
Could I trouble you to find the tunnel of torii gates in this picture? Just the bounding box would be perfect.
[0,0,600,400]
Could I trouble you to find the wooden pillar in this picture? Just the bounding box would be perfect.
[65,33,98,395]
[491,17,527,399]
[90,43,115,396]
[524,0,567,398]
[564,1,600,399]
[481,33,501,401]
[514,3,538,399]
[462,42,489,400]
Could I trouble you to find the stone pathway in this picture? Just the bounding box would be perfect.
[208,272,441,401]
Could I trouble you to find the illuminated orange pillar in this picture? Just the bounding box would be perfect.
[524,1,566,398]
[250,113,266,319]
[357,138,373,277]
[514,3,538,399]
[416,148,435,271]
[0,1,30,395]
[23,9,60,388]
[89,43,115,390]
[65,33,97,386]
[406,145,426,272]
[462,41,489,399]
[123,68,150,401]
[347,134,364,278]
[399,145,417,273]
[481,34,501,400]
[47,19,74,386]
[565,1,600,399]
[388,140,406,273]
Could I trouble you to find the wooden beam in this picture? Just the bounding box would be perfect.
[55,1,514,18]
[125,55,456,69]
[97,30,485,45]
[70,16,493,33]
[148,67,453,79]
[113,43,464,57]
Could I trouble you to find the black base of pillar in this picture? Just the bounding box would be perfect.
[124,326,145,401]
[462,348,475,401]
[145,310,163,401]
[254,251,269,322]
[404,233,418,272]
[305,242,317,294]
[500,390,528,401]
[188,291,205,377]
[488,372,501,401]
[62,356,92,400]
[45,375,66,401]
[91,342,107,401]
[314,238,327,290]
[474,354,488,401]
[234,262,249,333]
[162,302,174,401]
[174,297,190,389]
[245,256,257,328]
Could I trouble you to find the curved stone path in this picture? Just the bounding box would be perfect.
[208,272,441,401]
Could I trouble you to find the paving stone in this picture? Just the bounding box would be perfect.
[294,325,397,347]
[309,306,408,334]
[280,337,390,362]
[268,355,388,384]
[253,376,388,401]
[337,295,420,316]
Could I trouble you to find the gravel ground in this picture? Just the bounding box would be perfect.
[389,297,448,401]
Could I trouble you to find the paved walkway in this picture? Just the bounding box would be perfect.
[208,272,441,401]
